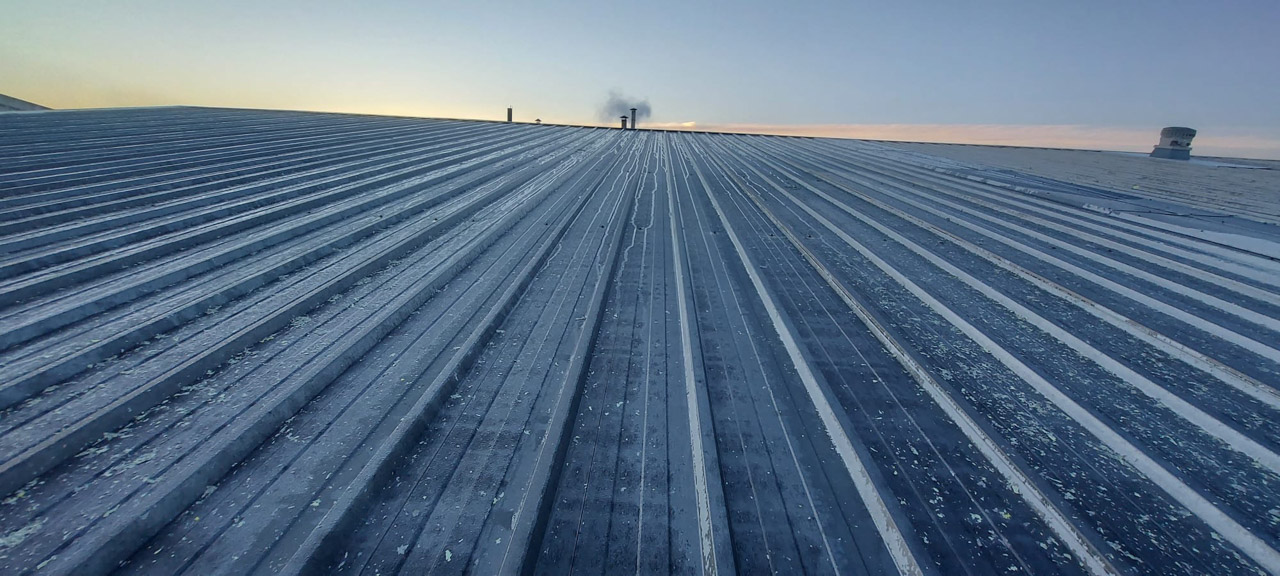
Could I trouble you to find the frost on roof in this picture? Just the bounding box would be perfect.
[0,107,1278,575]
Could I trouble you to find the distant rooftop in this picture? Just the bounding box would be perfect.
[0,93,49,112]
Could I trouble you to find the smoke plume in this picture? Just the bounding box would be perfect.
[599,91,651,123]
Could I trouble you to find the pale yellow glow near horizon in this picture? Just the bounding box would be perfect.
[642,122,1280,160]
[5,40,1276,159]
[644,123,1158,151]
[5,69,1279,160]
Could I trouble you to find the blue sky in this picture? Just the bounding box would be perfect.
[4,1,1278,157]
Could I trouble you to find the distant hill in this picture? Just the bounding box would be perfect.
[0,93,49,111]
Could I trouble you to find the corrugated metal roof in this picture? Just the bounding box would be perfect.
[1,107,1278,575]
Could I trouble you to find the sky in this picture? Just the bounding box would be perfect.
[3,1,1279,158]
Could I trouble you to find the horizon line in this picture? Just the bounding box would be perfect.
[14,103,1280,161]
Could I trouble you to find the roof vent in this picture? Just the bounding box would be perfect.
[1150,126,1196,160]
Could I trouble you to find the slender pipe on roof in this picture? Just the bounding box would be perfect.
[629,108,636,130]
[507,107,512,122]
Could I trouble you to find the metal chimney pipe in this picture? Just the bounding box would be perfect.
[620,115,628,129]
[507,107,512,122]
[629,108,636,129]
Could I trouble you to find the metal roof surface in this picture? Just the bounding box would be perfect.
[1,107,1278,575]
